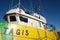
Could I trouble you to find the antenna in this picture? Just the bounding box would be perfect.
[11,0,13,8]
[40,0,45,17]
[30,0,33,12]
[38,0,45,17]
[18,0,20,8]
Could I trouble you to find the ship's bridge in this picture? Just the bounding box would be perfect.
[4,8,47,29]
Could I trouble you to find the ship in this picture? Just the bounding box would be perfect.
[0,0,58,40]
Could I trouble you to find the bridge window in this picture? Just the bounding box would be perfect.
[10,16,16,21]
[20,16,28,23]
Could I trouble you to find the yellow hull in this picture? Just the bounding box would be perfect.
[0,24,58,40]
[0,33,2,40]
[13,24,58,40]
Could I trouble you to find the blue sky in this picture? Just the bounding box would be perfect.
[0,0,60,31]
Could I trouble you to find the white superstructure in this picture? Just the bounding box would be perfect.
[4,8,47,29]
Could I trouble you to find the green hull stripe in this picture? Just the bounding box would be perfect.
[0,22,13,40]
[2,34,13,40]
